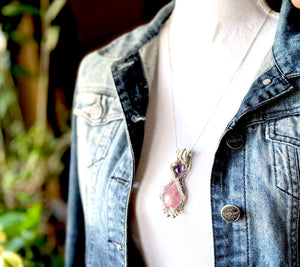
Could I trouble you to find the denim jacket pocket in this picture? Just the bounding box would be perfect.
[266,114,300,199]
[74,91,123,167]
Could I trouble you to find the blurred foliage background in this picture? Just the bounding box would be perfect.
[0,0,69,266]
[0,0,169,266]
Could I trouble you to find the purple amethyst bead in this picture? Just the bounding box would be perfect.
[173,163,183,177]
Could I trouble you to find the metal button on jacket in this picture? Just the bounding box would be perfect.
[226,133,245,150]
[262,78,272,85]
[90,103,103,120]
[221,205,241,223]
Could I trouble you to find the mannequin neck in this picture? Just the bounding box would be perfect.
[170,0,266,42]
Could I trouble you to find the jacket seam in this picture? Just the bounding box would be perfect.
[243,143,250,266]
[243,111,300,129]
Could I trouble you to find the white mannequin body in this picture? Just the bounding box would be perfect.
[131,1,278,266]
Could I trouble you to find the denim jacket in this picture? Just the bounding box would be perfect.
[66,0,300,266]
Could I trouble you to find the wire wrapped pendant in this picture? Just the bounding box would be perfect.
[160,148,192,218]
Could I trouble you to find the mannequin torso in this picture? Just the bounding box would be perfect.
[131,1,278,266]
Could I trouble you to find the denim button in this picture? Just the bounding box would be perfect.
[226,133,244,150]
[221,205,241,223]
[90,103,102,120]
[262,78,272,85]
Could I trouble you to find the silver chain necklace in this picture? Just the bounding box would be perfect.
[160,13,270,218]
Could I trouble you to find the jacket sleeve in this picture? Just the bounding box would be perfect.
[65,113,86,267]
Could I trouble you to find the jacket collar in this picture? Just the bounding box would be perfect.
[108,0,300,82]
[110,0,300,164]
[273,0,300,79]
[223,0,300,132]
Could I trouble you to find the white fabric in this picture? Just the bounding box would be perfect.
[131,0,278,266]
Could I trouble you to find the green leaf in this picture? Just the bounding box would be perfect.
[21,230,36,242]
[11,65,35,79]
[2,172,20,190]
[44,26,60,52]
[25,150,41,171]
[44,0,67,22]
[0,204,42,239]
[0,212,26,235]
[1,2,40,17]
[17,193,32,204]
[21,203,42,231]
[4,237,24,252]
[8,31,36,45]
[0,89,15,119]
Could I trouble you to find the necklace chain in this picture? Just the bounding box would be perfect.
[167,13,270,151]
[162,6,272,218]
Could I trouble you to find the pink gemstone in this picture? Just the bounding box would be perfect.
[163,182,182,208]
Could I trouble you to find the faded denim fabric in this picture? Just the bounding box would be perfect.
[65,0,300,266]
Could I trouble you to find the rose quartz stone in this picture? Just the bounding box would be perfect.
[163,182,182,208]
